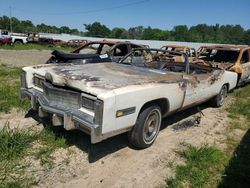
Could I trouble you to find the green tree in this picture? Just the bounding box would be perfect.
[172,25,189,41]
[0,16,10,30]
[60,26,71,34]
[128,26,144,39]
[110,27,128,39]
[243,29,250,45]
[84,22,111,37]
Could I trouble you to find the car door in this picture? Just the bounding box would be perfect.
[240,49,250,82]
[182,72,219,108]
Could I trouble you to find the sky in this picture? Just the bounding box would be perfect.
[0,0,250,31]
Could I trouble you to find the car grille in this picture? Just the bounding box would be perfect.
[43,82,81,109]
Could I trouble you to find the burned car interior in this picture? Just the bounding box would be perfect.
[119,48,215,74]
[198,48,240,63]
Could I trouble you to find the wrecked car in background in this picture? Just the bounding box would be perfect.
[20,48,237,149]
[66,39,88,48]
[197,45,250,85]
[47,40,144,64]
[160,45,197,60]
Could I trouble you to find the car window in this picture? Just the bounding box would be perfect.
[131,44,142,49]
[113,44,128,56]
[100,44,112,55]
[79,43,100,54]
[1,31,9,35]
[199,49,239,63]
[241,50,249,64]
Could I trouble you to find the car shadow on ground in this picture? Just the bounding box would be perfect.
[218,128,250,187]
[25,103,209,163]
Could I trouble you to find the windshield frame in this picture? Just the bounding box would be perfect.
[118,48,190,74]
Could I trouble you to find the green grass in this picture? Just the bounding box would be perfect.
[166,145,229,188]
[0,123,38,187]
[228,84,250,120]
[0,123,69,187]
[0,123,38,161]
[0,65,30,112]
[0,43,73,52]
[34,126,68,167]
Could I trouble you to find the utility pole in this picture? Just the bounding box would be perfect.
[9,6,13,33]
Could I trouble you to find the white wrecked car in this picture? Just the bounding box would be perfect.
[20,48,238,148]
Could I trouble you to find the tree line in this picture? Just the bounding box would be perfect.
[0,16,249,45]
[84,22,250,45]
[0,16,83,35]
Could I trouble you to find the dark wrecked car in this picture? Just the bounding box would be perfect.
[47,40,144,64]
[20,48,237,149]
[196,45,250,85]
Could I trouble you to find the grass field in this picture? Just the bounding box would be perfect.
[0,65,30,112]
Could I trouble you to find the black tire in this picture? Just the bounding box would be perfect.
[128,105,162,149]
[210,85,228,107]
[14,40,23,45]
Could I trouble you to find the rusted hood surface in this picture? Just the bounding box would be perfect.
[31,62,183,95]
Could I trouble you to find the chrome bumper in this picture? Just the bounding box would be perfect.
[20,87,102,143]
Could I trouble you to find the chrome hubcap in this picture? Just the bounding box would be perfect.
[218,86,227,105]
[143,110,160,143]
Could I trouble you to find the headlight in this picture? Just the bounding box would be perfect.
[82,96,95,110]
[81,94,103,125]
[33,74,44,89]
[94,100,103,125]
[20,71,27,88]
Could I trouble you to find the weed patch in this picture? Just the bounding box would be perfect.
[0,65,30,112]
[0,122,37,161]
[0,123,69,187]
[228,85,250,120]
[166,145,229,188]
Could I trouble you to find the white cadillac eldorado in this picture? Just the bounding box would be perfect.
[20,48,238,148]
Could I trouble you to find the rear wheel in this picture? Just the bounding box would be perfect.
[210,85,228,107]
[128,105,162,149]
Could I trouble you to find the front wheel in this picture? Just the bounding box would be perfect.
[14,40,23,45]
[128,105,162,149]
[210,85,228,107]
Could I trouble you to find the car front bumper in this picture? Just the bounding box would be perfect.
[20,87,103,143]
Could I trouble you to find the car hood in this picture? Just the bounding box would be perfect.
[26,62,183,96]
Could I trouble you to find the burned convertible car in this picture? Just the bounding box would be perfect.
[20,49,237,148]
[47,40,144,64]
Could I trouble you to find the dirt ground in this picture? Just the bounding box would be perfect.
[0,49,51,66]
[0,101,241,188]
[0,50,245,188]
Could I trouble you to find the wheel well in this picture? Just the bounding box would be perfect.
[14,39,23,43]
[237,73,242,84]
[139,98,169,116]
[224,83,229,91]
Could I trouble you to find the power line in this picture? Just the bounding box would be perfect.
[13,0,150,16]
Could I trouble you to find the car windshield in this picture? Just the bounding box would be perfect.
[198,48,240,63]
[120,49,186,70]
[78,43,113,55]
